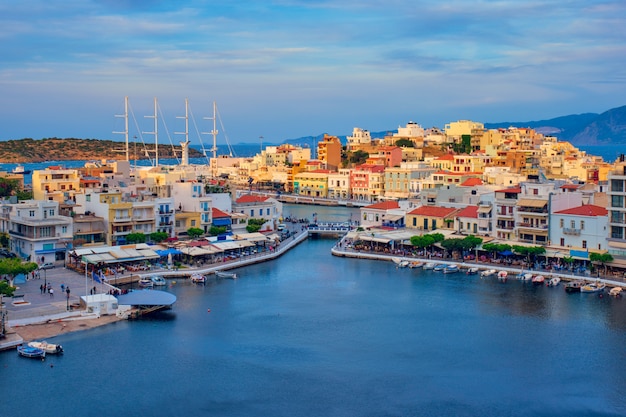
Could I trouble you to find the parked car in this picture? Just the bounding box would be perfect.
[38,262,55,270]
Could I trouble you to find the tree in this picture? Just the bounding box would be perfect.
[0,232,9,248]
[395,139,414,148]
[149,231,169,243]
[125,232,146,244]
[561,256,575,271]
[590,252,613,275]
[0,280,16,297]
[187,227,204,239]
[0,258,38,287]
[209,226,227,236]
[246,218,266,233]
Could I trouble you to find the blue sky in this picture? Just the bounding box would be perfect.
[1,0,625,146]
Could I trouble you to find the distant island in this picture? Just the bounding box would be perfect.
[0,138,204,163]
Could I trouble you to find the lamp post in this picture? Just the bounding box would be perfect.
[66,286,71,311]
[43,268,47,290]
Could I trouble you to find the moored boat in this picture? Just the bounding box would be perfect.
[480,269,496,277]
[466,267,479,275]
[392,257,409,268]
[190,273,206,284]
[497,271,508,281]
[408,261,423,268]
[546,277,561,287]
[423,262,436,270]
[17,344,46,359]
[138,278,154,288]
[581,282,606,293]
[151,275,167,286]
[609,287,623,297]
[216,271,237,279]
[532,275,545,285]
[28,341,63,354]
[443,264,459,274]
[564,281,583,293]
[433,264,446,272]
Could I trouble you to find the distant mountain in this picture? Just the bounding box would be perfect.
[485,105,626,145]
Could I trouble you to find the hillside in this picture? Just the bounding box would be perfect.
[0,138,204,163]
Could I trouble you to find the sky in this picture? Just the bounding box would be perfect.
[1,0,625,147]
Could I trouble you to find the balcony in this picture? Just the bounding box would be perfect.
[563,227,581,236]
[113,216,132,222]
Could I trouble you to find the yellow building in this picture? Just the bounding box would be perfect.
[406,205,459,231]
[32,167,81,202]
[293,171,330,198]
[317,134,342,171]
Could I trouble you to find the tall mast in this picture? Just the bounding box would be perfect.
[143,97,159,167]
[203,101,219,160]
[113,96,130,161]
[175,98,190,166]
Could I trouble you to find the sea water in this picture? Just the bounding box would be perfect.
[2,231,626,417]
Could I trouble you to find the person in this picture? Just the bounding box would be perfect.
[40,284,43,294]
[49,288,54,297]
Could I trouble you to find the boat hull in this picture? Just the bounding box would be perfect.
[28,341,63,354]
[17,345,46,359]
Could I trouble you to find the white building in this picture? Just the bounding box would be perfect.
[550,205,608,252]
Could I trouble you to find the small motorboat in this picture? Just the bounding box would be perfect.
[433,264,446,272]
[609,287,623,297]
[497,271,508,282]
[423,262,436,270]
[392,257,409,268]
[408,261,424,269]
[532,275,545,285]
[480,269,496,277]
[17,344,45,359]
[138,278,153,288]
[564,281,583,293]
[443,264,459,274]
[28,341,63,354]
[216,271,238,279]
[581,282,606,293]
[190,274,206,284]
[466,267,479,275]
[522,273,534,282]
[151,275,167,286]
[546,277,561,287]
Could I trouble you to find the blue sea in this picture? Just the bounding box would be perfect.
[1,205,626,417]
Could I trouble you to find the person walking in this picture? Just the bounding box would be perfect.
[49,288,54,297]
[39,284,43,294]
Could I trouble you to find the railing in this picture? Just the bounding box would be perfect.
[563,227,581,235]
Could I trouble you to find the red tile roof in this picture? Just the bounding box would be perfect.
[364,201,400,210]
[456,205,478,218]
[560,184,580,190]
[460,178,483,186]
[236,194,269,204]
[495,186,521,193]
[408,205,458,218]
[212,207,230,218]
[554,205,608,217]
[435,154,455,160]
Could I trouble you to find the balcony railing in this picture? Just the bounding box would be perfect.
[563,227,581,235]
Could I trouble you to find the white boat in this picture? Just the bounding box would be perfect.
[408,261,424,269]
[151,275,167,286]
[423,262,436,270]
[480,269,496,277]
[138,278,153,288]
[497,271,508,281]
[466,267,479,275]
[609,287,623,297]
[392,257,409,268]
[28,341,63,354]
[522,273,534,281]
[546,277,561,287]
[190,273,206,284]
[581,282,606,293]
[12,164,31,175]
[443,264,459,274]
[433,264,446,272]
[216,271,237,279]
[532,275,545,285]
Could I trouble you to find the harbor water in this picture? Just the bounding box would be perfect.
[2,206,626,416]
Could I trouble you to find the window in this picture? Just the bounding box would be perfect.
[580,221,584,230]
[611,195,624,208]
[571,220,575,228]
[582,240,587,249]
[49,209,54,217]
[610,179,624,192]
[560,219,564,228]
[191,220,196,227]
[560,238,565,246]
[29,210,35,217]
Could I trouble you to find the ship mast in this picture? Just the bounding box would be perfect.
[203,101,219,160]
[113,96,130,161]
[175,98,190,166]
[143,97,159,167]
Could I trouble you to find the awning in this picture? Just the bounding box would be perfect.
[477,206,492,213]
[357,235,391,244]
[383,214,404,221]
[179,246,221,256]
[231,232,268,242]
[517,199,547,208]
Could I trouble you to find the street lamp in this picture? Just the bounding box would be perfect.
[66,286,71,311]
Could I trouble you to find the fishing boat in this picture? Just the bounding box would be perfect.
[392,257,409,268]
[443,264,459,274]
[480,269,496,277]
[12,164,31,175]
[408,261,424,269]
[28,341,63,354]
[17,344,45,359]
[466,267,479,275]
[138,278,153,288]
[546,277,561,287]
[581,282,606,293]
[216,271,238,279]
[531,275,545,285]
[423,262,436,270]
[609,287,623,297]
[497,271,508,281]
[564,281,583,293]
[190,273,206,284]
[433,264,446,272]
[150,275,167,286]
